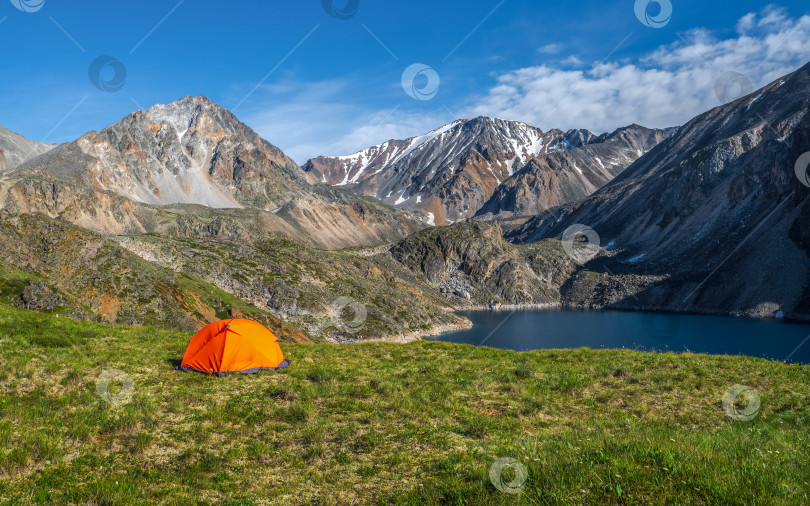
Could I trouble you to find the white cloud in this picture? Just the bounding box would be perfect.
[736,13,756,33]
[561,55,584,66]
[468,7,810,134]
[757,5,789,28]
[537,43,561,54]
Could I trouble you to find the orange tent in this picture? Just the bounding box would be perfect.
[179,319,290,376]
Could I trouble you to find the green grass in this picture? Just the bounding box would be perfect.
[0,303,808,504]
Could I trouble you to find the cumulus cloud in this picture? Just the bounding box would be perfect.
[468,7,810,134]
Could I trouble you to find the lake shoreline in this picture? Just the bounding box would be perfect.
[459,302,562,311]
[330,319,474,344]
[452,302,809,325]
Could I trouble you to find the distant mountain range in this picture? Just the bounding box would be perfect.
[304,117,672,224]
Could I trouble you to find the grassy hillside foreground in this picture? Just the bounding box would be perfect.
[0,304,809,504]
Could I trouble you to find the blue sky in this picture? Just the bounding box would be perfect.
[1,0,810,162]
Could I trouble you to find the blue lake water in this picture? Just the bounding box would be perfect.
[428,309,810,363]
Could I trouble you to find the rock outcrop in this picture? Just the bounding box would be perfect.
[390,221,577,306]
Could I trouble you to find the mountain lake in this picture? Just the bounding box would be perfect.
[428,309,810,364]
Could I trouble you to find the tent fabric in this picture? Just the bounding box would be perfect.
[179,319,290,376]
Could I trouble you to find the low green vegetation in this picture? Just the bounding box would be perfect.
[0,213,462,341]
[0,303,808,504]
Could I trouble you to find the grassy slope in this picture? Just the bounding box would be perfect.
[0,215,312,340]
[0,305,808,504]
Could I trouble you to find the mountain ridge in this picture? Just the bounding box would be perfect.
[0,125,54,172]
[475,124,674,219]
[508,60,810,319]
[304,116,671,225]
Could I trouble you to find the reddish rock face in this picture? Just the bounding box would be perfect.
[476,125,672,219]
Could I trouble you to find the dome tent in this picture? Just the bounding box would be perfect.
[179,319,289,376]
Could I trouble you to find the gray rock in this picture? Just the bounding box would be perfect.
[20,282,64,310]
[0,126,54,173]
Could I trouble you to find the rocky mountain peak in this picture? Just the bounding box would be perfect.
[142,95,211,133]
[12,95,307,210]
[107,95,259,147]
[0,96,427,250]
[474,123,671,220]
